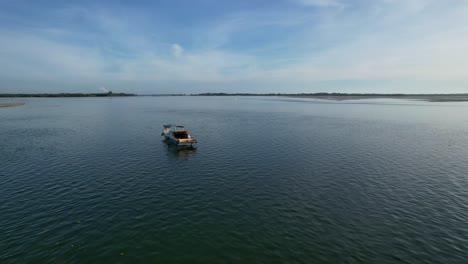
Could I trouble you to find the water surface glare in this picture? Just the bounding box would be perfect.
[1,96,468,263]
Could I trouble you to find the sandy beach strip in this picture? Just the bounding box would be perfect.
[0,102,26,107]
[287,95,468,102]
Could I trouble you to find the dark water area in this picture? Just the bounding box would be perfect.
[1,96,468,263]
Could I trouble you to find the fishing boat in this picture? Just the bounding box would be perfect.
[161,124,198,146]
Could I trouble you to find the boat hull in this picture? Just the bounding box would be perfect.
[163,134,197,146]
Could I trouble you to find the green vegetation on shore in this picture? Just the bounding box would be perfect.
[2,92,468,102]
[147,92,468,102]
[0,92,135,98]
[191,92,468,97]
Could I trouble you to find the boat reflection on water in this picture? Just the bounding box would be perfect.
[163,139,197,158]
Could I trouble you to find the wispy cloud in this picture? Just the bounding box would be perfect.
[294,0,344,8]
[0,0,467,93]
[171,43,184,57]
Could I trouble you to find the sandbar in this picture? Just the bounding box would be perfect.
[0,102,25,107]
[288,95,468,102]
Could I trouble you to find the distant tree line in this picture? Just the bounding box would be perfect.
[2,92,467,98]
[190,92,468,96]
[0,92,136,97]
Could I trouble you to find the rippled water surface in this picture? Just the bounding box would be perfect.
[1,96,468,263]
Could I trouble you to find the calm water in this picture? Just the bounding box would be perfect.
[1,96,468,263]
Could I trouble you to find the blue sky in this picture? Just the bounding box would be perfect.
[1,0,467,94]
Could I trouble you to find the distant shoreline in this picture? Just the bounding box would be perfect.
[156,93,468,102]
[0,102,25,107]
[0,93,136,98]
[286,94,468,102]
[2,93,468,102]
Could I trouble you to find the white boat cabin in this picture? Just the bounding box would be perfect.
[162,124,197,146]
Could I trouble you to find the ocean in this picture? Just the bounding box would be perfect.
[1,96,468,263]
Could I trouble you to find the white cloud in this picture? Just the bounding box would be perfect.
[171,43,184,57]
[0,31,107,80]
[295,0,344,7]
